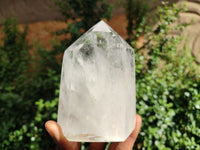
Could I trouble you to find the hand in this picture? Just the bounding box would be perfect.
[45,114,142,150]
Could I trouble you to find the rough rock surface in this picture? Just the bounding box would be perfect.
[176,0,200,63]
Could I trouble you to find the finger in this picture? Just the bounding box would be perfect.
[108,114,142,150]
[88,142,107,150]
[45,120,81,150]
[121,115,142,148]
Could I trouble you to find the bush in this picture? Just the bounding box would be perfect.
[0,18,32,149]
[0,18,29,89]
[134,2,200,149]
[125,0,150,43]
[0,18,59,150]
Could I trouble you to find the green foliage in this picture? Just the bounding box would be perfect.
[55,0,112,30]
[0,18,31,149]
[125,0,150,43]
[1,92,59,150]
[145,2,185,71]
[0,18,29,88]
[0,19,59,149]
[134,2,200,149]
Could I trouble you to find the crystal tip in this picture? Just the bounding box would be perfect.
[92,20,111,32]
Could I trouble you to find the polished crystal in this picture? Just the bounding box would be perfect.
[57,20,136,142]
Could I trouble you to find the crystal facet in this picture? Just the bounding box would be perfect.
[57,20,136,142]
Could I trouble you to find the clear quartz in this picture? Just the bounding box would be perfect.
[57,20,136,142]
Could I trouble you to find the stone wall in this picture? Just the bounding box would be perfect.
[176,0,200,63]
[0,0,62,24]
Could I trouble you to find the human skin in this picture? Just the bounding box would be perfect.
[45,114,142,150]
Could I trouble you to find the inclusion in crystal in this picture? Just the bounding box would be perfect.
[57,20,136,142]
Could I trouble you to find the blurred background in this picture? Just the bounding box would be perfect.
[0,0,200,149]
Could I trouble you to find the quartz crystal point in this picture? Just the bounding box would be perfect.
[57,20,136,142]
